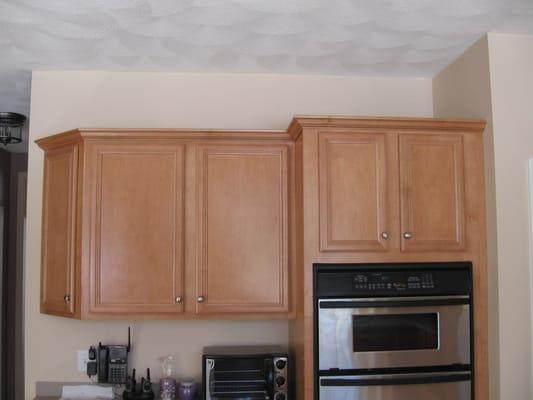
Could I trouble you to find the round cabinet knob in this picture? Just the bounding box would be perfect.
[64,294,71,303]
[403,232,413,239]
[175,296,182,304]
[197,296,205,303]
[275,376,286,387]
[381,231,390,240]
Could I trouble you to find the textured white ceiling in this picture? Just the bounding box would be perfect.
[1,0,533,151]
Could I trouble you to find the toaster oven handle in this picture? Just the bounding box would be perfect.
[264,358,274,399]
[320,371,471,387]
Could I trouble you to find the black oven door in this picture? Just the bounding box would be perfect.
[318,296,470,371]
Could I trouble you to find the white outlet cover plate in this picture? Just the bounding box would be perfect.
[77,350,89,373]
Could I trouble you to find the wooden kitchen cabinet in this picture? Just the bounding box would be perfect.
[37,129,293,319]
[40,144,79,317]
[193,144,290,314]
[316,129,467,253]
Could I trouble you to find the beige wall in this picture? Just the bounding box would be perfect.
[487,33,533,400]
[25,71,433,399]
[432,36,500,400]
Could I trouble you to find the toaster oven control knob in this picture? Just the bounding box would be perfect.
[275,394,286,400]
[275,359,287,370]
[275,376,286,387]
[197,296,205,303]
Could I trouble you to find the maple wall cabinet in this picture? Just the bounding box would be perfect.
[37,130,294,319]
[317,129,468,254]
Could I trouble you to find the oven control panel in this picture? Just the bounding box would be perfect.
[315,262,472,297]
[353,271,435,292]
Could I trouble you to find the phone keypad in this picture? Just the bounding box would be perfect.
[109,366,127,383]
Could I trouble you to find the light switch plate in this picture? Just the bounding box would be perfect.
[77,350,89,373]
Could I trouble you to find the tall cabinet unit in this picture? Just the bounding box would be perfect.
[287,117,487,400]
[37,130,294,319]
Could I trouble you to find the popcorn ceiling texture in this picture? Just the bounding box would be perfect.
[0,0,532,150]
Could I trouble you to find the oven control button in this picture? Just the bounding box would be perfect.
[276,376,286,387]
[275,359,287,370]
[275,394,286,400]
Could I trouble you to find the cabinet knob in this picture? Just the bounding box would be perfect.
[403,232,413,239]
[381,231,390,240]
[64,294,71,303]
[175,296,182,304]
[197,296,205,303]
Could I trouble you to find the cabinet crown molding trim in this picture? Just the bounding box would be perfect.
[287,115,486,140]
[36,128,291,150]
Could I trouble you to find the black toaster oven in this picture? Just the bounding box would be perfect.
[202,346,290,400]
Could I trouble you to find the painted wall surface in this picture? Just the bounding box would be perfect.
[26,71,433,399]
[486,33,533,400]
[432,36,500,400]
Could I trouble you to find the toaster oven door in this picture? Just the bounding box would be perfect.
[205,357,273,400]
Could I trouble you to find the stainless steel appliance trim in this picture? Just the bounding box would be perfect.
[319,371,471,387]
[319,295,470,303]
[320,371,471,382]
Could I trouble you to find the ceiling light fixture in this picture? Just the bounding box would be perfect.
[0,112,26,145]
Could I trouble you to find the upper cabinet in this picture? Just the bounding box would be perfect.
[317,131,467,253]
[194,144,290,314]
[288,116,485,256]
[37,130,293,319]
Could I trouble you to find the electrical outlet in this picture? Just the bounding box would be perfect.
[77,350,89,373]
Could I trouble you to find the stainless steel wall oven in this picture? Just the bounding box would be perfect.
[314,262,474,400]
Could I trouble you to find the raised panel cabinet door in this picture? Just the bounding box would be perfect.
[399,134,466,252]
[195,145,289,314]
[88,143,185,314]
[318,132,395,252]
[41,145,78,317]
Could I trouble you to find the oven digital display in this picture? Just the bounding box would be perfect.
[352,272,435,291]
[352,313,439,352]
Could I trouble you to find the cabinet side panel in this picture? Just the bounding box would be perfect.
[41,146,78,316]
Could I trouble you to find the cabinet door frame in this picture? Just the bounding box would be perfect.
[318,131,397,252]
[86,142,186,314]
[194,143,290,314]
[399,133,466,252]
[41,145,78,317]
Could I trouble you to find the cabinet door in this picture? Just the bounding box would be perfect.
[195,144,289,314]
[318,132,396,252]
[41,145,78,317]
[88,143,185,314]
[399,134,466,251]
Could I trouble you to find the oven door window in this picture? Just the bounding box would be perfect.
[352,313,439,352]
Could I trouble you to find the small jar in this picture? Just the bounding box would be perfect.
[160,377,177,400]
[178,380,197,400]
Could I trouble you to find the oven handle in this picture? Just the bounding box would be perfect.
[319,371,471,387]
[319,295,470,308]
